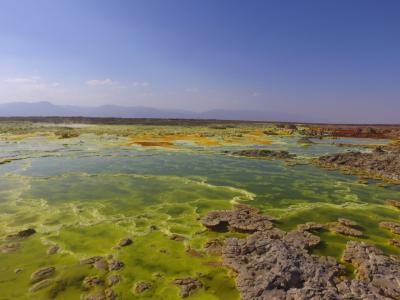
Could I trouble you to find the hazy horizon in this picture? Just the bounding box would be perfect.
[1,1,400,123]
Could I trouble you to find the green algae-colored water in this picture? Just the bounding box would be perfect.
[0,132,399,299]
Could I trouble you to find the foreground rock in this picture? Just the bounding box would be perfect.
[231,149,296,159]
[317,148,400,182]
[173,278,203,298]
[223,231,346,299]
[341,241,400,299]
[202,206,400,299]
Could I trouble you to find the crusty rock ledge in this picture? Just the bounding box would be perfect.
[201,205,400,299]
[316,148,400,183]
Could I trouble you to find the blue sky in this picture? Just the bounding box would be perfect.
[0,0,399,122]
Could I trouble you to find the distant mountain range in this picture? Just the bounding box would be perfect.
[0,101,318,122]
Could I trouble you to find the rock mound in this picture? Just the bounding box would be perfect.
[317,149,400,182]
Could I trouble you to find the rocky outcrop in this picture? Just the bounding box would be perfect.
[317,149,400,182]
[201,206,400,299]
[223,231,346,299]
[173,277,203,298]
[341,241,400,299]
[231,149,296,160]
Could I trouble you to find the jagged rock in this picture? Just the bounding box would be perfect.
[0,243,19,253]
[106,274,120,286]
[47,245,59,255]
[223,231,346,300]
[29,279,53,292]
[342,241,400,299]
[173,277,203,298]
[82,276,103,288]
[388,199,400,209]
[133,281,152,294]
[201,205,274,233]
[117,238,132,247]
[31,266,55,283]
[108,260,124,271]
[297,222,324,232]
[329,222,362,237]
[202,207,400,299]
[169,234,186,241]
[380,221,400,235]
[232,149,296,159]
[80,256,103,265]
[317,150,400,182]
[389,239,400,248]
[283,230,321,249]
[6,228,36,240]
[204,239,224,256]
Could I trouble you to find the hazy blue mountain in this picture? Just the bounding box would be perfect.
[0,101,318,122]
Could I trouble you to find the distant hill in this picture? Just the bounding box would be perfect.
[0,101,317,122]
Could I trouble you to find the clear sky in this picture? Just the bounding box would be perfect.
[0,0,399,123]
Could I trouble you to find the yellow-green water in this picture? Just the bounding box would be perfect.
[0,129,399,299]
